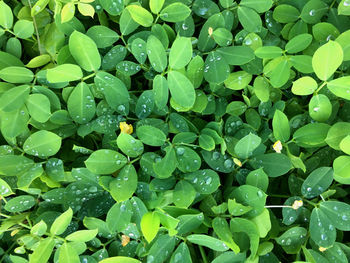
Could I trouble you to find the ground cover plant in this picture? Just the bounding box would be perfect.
[1,0,350,262]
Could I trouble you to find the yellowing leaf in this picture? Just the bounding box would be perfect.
[61,3,75,23]
[78,3,95,17]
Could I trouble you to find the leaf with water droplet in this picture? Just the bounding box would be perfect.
[320,201,350,231]
[310,208,336,248]
[301,167,333,199]
[234,133,261,159]
[85,149,127,174]
[276,226,307,254]
[231,185,266,217]
[109,164,138,202]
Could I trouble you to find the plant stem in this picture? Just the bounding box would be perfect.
[28,0,44,54]
[199,246,208,263]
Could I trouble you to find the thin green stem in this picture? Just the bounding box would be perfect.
[28,0,43,54]
[199,246,209,263]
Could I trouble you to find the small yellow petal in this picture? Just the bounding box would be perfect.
[11,229,19,236]
[208,27,213,36]
[319,246,327,252]
[233,158,242,167]
[292,200,303,210]
[121,235,130,247]
[273,140,282,153]
[119,122,133,134]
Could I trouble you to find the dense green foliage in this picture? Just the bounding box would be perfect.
[1,0,350,262]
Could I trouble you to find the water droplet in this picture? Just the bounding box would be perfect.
[182,23,188,30]
[212,151,220,160]
[224,159,232,168]
[309,9,315,16]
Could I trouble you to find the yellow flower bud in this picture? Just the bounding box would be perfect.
[121,234,130,247]
[233,158,242,167]
[319,246,327,252]
[292,200,303,210]
[208,27,213,36]
[273,140,282,153]
[119,122,133,134]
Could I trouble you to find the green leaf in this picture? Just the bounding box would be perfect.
[0,1,13,29]
[106,201,132,233]
[340,135,350,155]
[231,185,267,217]
[150,0,164,14]
[126,5,153,27]
[168,71,195,109]
[309,94,332,122]
[320,201,350,231]
[67,82,95,124]
[312,40,343,81]
[301,167,333,199]
[26,94,51,123]
[86,26,119,49]
[58,242,80,263]
[0,178,13,196]
[187,234,229,252]
[225,71,252,90]
[160,3,191,22]
[310,208,336,248]
[46,64,83,83]
[255,46,283,59]
[69,31,101,72]
[0,155,33,176]
[153,146,177,178]
[13,20,34,39]
[237,6,262,32]
[300,0,328,24]
[99,257,141,263]
[100,0,124,16]
[50,208,73,235]
[109,164,138,202]
[333,155,350,184]
[217,46,255,65]
[246,168,269,192]
[136,125,166,146]
[147,235,175,263]
[325,122,350,150]
[234,133,261,159]
[4,195,35,213]
[117,133,144,158]
[147,35,167,72]
[250,153,292,178]
[285,33,313,53]
[251,208,271,238]
[204,51,230,84]
[230,217,259,258]
[276,227,307,252]
[293,123,330,148]
[273,4,299,23]
[169,37,192,70]
[173,180,196,208]
[23,130,62,157]
[29,238,55,263]
[176,213,204,235]
[336,29,350,61]
[0,67,33,83]
[141,212,160,243]
[66,229,98,242]
[273,110,290,142]
[175,146,201,173]
[292,76,318,96]
[212,28,233,46]
[153,74,169,109]
[184,169,219,194]
[169,243,192,263]
[327,76,350,100]
[94,72,129,115]
[0,85,30,112]
[240,0,273,13]
[212,217,240,253]
[85,149,127,174]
